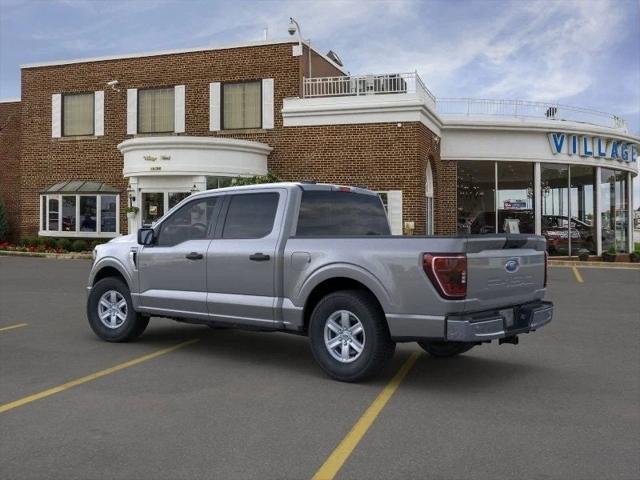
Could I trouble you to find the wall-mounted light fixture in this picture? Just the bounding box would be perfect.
[126,184,136,204]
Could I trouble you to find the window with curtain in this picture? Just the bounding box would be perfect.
[138,88,175,133]
[63,92,94,136]
[222,81,261,129]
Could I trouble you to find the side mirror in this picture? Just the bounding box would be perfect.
[137,227,156,246]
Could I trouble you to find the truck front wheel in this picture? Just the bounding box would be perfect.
[87,277,149,342]
[309,290,395,382]
[417,341,474,357]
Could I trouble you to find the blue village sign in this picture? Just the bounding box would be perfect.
[548,132,638,163]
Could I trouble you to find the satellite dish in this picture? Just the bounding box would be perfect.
[326,50,344,67]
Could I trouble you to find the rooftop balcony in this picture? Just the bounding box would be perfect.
[302,73,628,132]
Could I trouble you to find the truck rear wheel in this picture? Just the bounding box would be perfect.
[417,341,474,358]
[87,277,149,342]
[309,290,395,382]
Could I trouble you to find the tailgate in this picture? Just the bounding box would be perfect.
[464,235,546,312]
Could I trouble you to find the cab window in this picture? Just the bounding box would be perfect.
[222,193,279,239]
[157,197,219,246]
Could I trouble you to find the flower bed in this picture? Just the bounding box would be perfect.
[0,237,108,254]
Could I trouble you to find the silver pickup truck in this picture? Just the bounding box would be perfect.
[87,183,553,382]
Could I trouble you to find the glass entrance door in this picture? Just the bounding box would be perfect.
[142,192,165,226]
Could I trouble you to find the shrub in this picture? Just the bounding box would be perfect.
[35,236,49,247]
[45,238,58,250]
[231,172,280,186]
[58,238,73,252]
[71,239,89,252]
[90,239,109,249]
[0,197,9,242]
[20,236,38,247]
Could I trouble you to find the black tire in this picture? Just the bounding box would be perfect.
[309,290,395,382]
[87,277,149,342]
[417,341,474,358]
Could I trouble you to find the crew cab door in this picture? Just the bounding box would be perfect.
[137,196,221,318]
[206,190,285,326]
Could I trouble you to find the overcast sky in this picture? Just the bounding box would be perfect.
[1,0,638,205]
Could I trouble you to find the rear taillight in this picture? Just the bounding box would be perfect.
[544,251,548,287]
[423,253,467,300]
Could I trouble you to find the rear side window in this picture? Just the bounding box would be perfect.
[222,193,279,239]
[296,191,391,236]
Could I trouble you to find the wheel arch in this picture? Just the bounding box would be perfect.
[90,258,133,290]
[301,274,391,332]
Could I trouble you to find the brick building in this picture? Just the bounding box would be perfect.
[0,38,638,254]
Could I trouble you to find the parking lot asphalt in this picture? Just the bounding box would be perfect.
[0,256,638,480]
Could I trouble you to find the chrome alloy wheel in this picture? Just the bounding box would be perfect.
[324,310,366,363]
[98,290,128,329]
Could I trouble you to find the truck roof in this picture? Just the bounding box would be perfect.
[191,182,378,198]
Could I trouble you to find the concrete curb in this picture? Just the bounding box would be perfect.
[549,260,640,269]
[0,250,92,260]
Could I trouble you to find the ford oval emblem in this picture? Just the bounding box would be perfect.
[505,258,520,273]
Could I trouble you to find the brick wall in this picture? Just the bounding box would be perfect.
[12,41,451,238]
[418,123,457,235]
[0,101,21,241]
[18,43,302,238]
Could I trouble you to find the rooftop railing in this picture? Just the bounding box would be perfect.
[436,98,627,131]
[301,73,627,131]
[303,72,436,105]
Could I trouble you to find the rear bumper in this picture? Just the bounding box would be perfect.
[387,301,553,342]
[446,301,553,342]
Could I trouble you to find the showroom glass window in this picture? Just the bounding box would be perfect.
[541,164,570,255]
[497,162,535,233]
[601,168,628,253]
[222,81,261,130]
[138,87,175,133]
[457,161,496,234]
[62,92,94,136]
[569,166,596,254]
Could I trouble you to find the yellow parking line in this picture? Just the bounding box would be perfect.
[572,266,584,283]
[0,338,199,414]
[0,323,28,333]
[312,352,421,480]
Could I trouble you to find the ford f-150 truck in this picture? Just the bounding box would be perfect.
[87,183,553,382]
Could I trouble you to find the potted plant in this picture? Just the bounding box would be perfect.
[577,249,590,262]
[125,206,139,220]
[602,245,617,262]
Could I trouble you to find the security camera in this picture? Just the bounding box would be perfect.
[106,80,120,92]
[288,18,297,36]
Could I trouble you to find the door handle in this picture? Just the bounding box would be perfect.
[185,252,204,260]
[249,253,270,261]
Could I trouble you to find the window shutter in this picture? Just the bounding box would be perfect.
[94,91,104,136]
[127,88,137,135]
[51,94,61,138]
[386,190,403,235]
[174,85,185,133]
[209,82,220,131]
[262,78,274,129]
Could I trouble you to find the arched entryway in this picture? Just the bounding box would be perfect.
[425,160,434,235]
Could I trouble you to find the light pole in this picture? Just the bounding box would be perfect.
[288,17,311,95]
